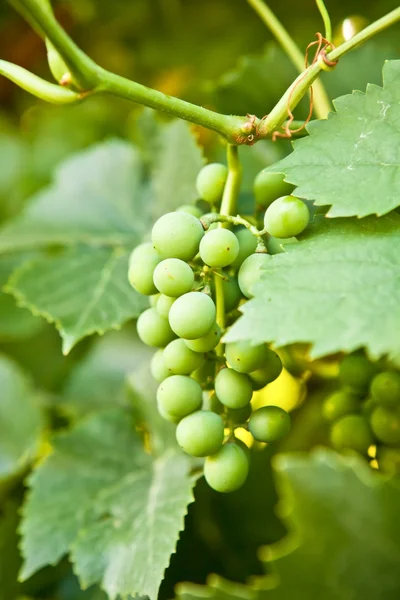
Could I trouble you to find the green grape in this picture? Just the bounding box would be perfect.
[370,406,400,445]
[377,446,400,475]
[248,351,282,390]
[203,392,224,414]
[362,396,376,419]
[233,437,251,463]
[192,359,216,390]
[128,242,161,296]
[176,411,225,457]
[150,349,171,382]
[263,195,309,239]
[225,340,271,374]
[169,292,216,339]
[149,293,160,307]
[215,368,253,409]
[151,212,204,261]
[204,443,249,493]
[157,375,202,422]
[163,339,205,375]
[222,274,243,312]
[238,253,271,299]
[153,258,194,297]
[199,228,240,268]
[228,404,252,425]
[196,163,228,204]
[230,227,258,270]
[339,353,376,392]
[137,308,175,347]
[175,204,203,218]
[184,322,221,352]
[248,406,291,442]
[254,171,295,208]
[156,294,176,318]
[370,371,400,408]
[46,38,70,83]
[322,390,361,422]
[330,414,374,454]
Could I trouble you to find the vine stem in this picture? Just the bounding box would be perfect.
[315,0,332,43]
[246,0,332,119]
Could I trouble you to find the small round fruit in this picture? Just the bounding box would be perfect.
[228,404,252,425]
[157,375,202,422]
[339,354,376,392]
[322,390,361,422]
[200,228,240,268]
[225,341,271,374]
[254,171,294,208]
[196,163,228,204]
[156,294,176,318]
[330,414,374,454]
[150,350,170,382]
[215,368,253,409]
[149,293,160,307]
[377,446,400,475]
[169,292,216,339]
[184,322,221,353]
[128,243,160,296]
[175,204,203,218]
[204,443,249,493]
[222,275,243,312]
[230,227,258,270]
[176,411,224,457]
[153,258,194,297]
[248,351,282,390]
[203,392,224,414]
[248,406,290,443]
[163,339,205,375]
[238,253,271,298]
[192,360,215,390]
[370,406,400,445]
[264,195,309,239]
[370,371,400,408]
[137,308,175,347]
[151,212,204,261]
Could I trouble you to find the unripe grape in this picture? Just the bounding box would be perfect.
[238,252,271,298]
[222,275,243,312]
[169,292,216,339]
[137,308,175,347]
[225,340,271,374]
[200,228,240,268]
[203,392,224,414]
[370,406,400,445]
[370,372,400,408]
[176,204,203,218]
[228,404,252,425]
[248,406,290,442]
[196,163,228,204]
[153,258,194,297]
[156,294,176,318]
[215,368,253,409]
[151,212,204,261]
[163,339,205,375]
[253,171,294,208]
[192,360,216,390]
[151,349,170,382]
[157,375,202,422]
[176,411,224,457]
[149,293,160,307]
[230,227,258,270]
[322,390,361,422]
[184,322,221,353]
[330,414,374,454]
[339,354,376,392]
[248,351,282,389]
[128,242,160,296]
[204,443,249,493]
[377,446,400,475]
[264,195,309,239]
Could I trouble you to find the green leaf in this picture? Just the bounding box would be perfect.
[271,60,400,218]
[224,215,400,360]
[0,356,43,482]
[6,247,146,355]
[0,500,21,600]
[20,410,195,600]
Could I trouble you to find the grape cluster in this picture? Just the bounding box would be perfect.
[322,352,400,472]
[128,163,303,493]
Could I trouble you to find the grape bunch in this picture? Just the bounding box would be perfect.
[128,162,308,492]
[322,352,400,473]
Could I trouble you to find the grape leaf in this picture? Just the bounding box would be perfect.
[6,246,146,355]
[0,356,43,482]
[270,60,400,218]
[224,214,400,361]
[20,410,195,600]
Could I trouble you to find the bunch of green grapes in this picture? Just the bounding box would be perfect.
[128,163,310,492]
[322,352,400,473]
